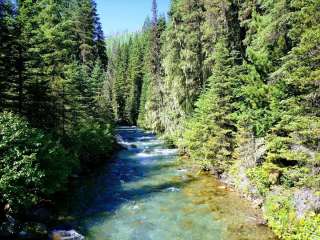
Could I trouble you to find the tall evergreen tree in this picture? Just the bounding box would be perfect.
[112,42,130,122]
[158,0,206,137]
[92,1,108,68]
[0,0,17,111]
[74,0,96,66]
[125,36,144,125]
[139,0,166,131]
[17,0,52,129]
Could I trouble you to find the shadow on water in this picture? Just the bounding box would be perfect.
[55,126,278,240]
[57,126,188,225]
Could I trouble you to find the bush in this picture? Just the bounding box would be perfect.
[265,193,320,240]
[39,135,79,195]
[70,119,115,168]
[0,112,78,211]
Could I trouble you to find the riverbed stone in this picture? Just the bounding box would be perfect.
[50,230,84,240]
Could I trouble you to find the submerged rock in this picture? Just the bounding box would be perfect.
[164,187,180,192]
[51,230,84,240]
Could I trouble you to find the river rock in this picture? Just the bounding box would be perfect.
[294,188,320,218]
[51,230,84,240]
[268,169,282,185]
[0,214,19,238]
[164,187,180,192]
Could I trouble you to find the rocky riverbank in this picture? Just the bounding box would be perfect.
[205,135,320,239]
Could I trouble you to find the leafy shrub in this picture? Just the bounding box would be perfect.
[0,112,78,210]
[39,136,79,195]
[265,193,320,240]
[70,119,115,167]
[246,165,272,196]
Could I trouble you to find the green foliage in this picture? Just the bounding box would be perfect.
[0,0,115,214]
[70,119,115,167]
[112,41,130,122]
[265,193,320,240]
[0,112,43,209]
[179,40,239,171]
[0,112,78,210]
[39,136,79,195]
[125,35,145,125]
[0,0,19,112]
[246,163,279,196]
[139,14,166,132]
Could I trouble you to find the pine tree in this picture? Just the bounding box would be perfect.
[160,0,206,137]
[112,42,130,122]
[125,35,144,125]
[266,0,320,165]
[0,0,16,111]
[180,39,240,171]
[74,0,96,67]
[92,1,108,69]
[16,0,52,129]
[139,0,166,131]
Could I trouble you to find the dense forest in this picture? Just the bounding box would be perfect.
[107,0,320,239]
[0,0,319,239]
[0,0,115,221]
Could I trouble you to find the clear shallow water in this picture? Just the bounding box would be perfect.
[61,126,277,240]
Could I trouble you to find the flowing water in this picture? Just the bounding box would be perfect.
[61,126,277,240]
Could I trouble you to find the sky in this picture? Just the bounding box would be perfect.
[95,0,171,37]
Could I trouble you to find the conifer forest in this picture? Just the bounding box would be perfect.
[0,0,319,239]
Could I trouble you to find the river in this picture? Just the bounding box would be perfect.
[59,126,277,240]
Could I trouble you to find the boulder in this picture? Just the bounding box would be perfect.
[268,169,282,185]
[51,230,84,240]
[294,188,320,218]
